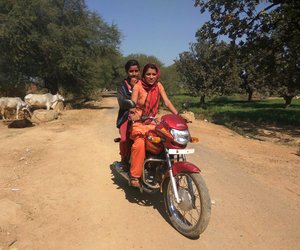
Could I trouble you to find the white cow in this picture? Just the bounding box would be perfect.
[24,93,64,110]
[0,97,29,120]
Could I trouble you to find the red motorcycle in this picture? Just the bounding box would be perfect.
[112,113,211,238]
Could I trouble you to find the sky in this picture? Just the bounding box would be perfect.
[85,0,209,66]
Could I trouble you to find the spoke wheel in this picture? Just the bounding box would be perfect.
[163,172,211,238]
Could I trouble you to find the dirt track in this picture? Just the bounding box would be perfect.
[0,96,299,250]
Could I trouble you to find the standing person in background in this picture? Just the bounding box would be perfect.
[129,63,178,187]
[116,59,141,171]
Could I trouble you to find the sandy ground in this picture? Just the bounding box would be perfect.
[0,96,299,250]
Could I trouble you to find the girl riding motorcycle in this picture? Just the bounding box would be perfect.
[129,63,178,187]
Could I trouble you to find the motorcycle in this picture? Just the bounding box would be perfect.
[111,104,211,238]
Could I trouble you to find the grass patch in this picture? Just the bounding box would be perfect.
[170,94,300,126]
[170,94,300,140]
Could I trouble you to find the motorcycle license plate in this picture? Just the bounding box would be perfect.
[168,148,195,155]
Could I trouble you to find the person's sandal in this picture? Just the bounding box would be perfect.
[130,177,140,188]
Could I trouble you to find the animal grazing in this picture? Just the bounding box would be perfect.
[24,93,64,111]
[0,97,29,120]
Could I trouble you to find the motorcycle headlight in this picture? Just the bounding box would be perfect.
[170,129,190,145]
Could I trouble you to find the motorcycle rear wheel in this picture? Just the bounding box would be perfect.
[163,172,211,238]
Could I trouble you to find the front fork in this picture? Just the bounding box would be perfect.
[165,148,182,204]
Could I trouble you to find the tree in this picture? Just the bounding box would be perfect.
[193,0,300,105]
[0,0,121,97]
[194,0,300,44]
[161,64,182,95]
[175,39,240,105]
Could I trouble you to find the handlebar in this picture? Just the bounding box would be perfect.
[139,116,159,125]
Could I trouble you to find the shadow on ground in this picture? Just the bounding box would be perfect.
[64,94,117,110]
[109,164,171,226]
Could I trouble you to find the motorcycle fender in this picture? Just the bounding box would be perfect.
[160,162,201,192]
[172,161,201,176]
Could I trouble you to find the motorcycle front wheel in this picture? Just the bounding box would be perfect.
[163,172,211,238]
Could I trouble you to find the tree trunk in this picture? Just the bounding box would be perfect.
[247,89,253,101]
[283,95,293,108]
[200,95,205,106]
[244,81,253,102]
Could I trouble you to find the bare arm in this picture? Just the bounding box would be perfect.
[130,84,138,109]
[159,84,178,115]
[129,85,139,120]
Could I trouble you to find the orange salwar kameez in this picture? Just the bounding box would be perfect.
[129,82,164,178]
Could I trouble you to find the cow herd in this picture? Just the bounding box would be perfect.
[0,93,64,120]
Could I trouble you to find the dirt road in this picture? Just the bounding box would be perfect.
[0,96,299,250]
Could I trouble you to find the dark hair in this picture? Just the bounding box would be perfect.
[142,63,159,78]
[125,59,140,72]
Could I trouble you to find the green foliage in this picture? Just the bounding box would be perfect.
[175,39,241,103]
[160,64,182,95]
[0,0,121,97]
[194,0,300,44]
[194,0,300,102]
